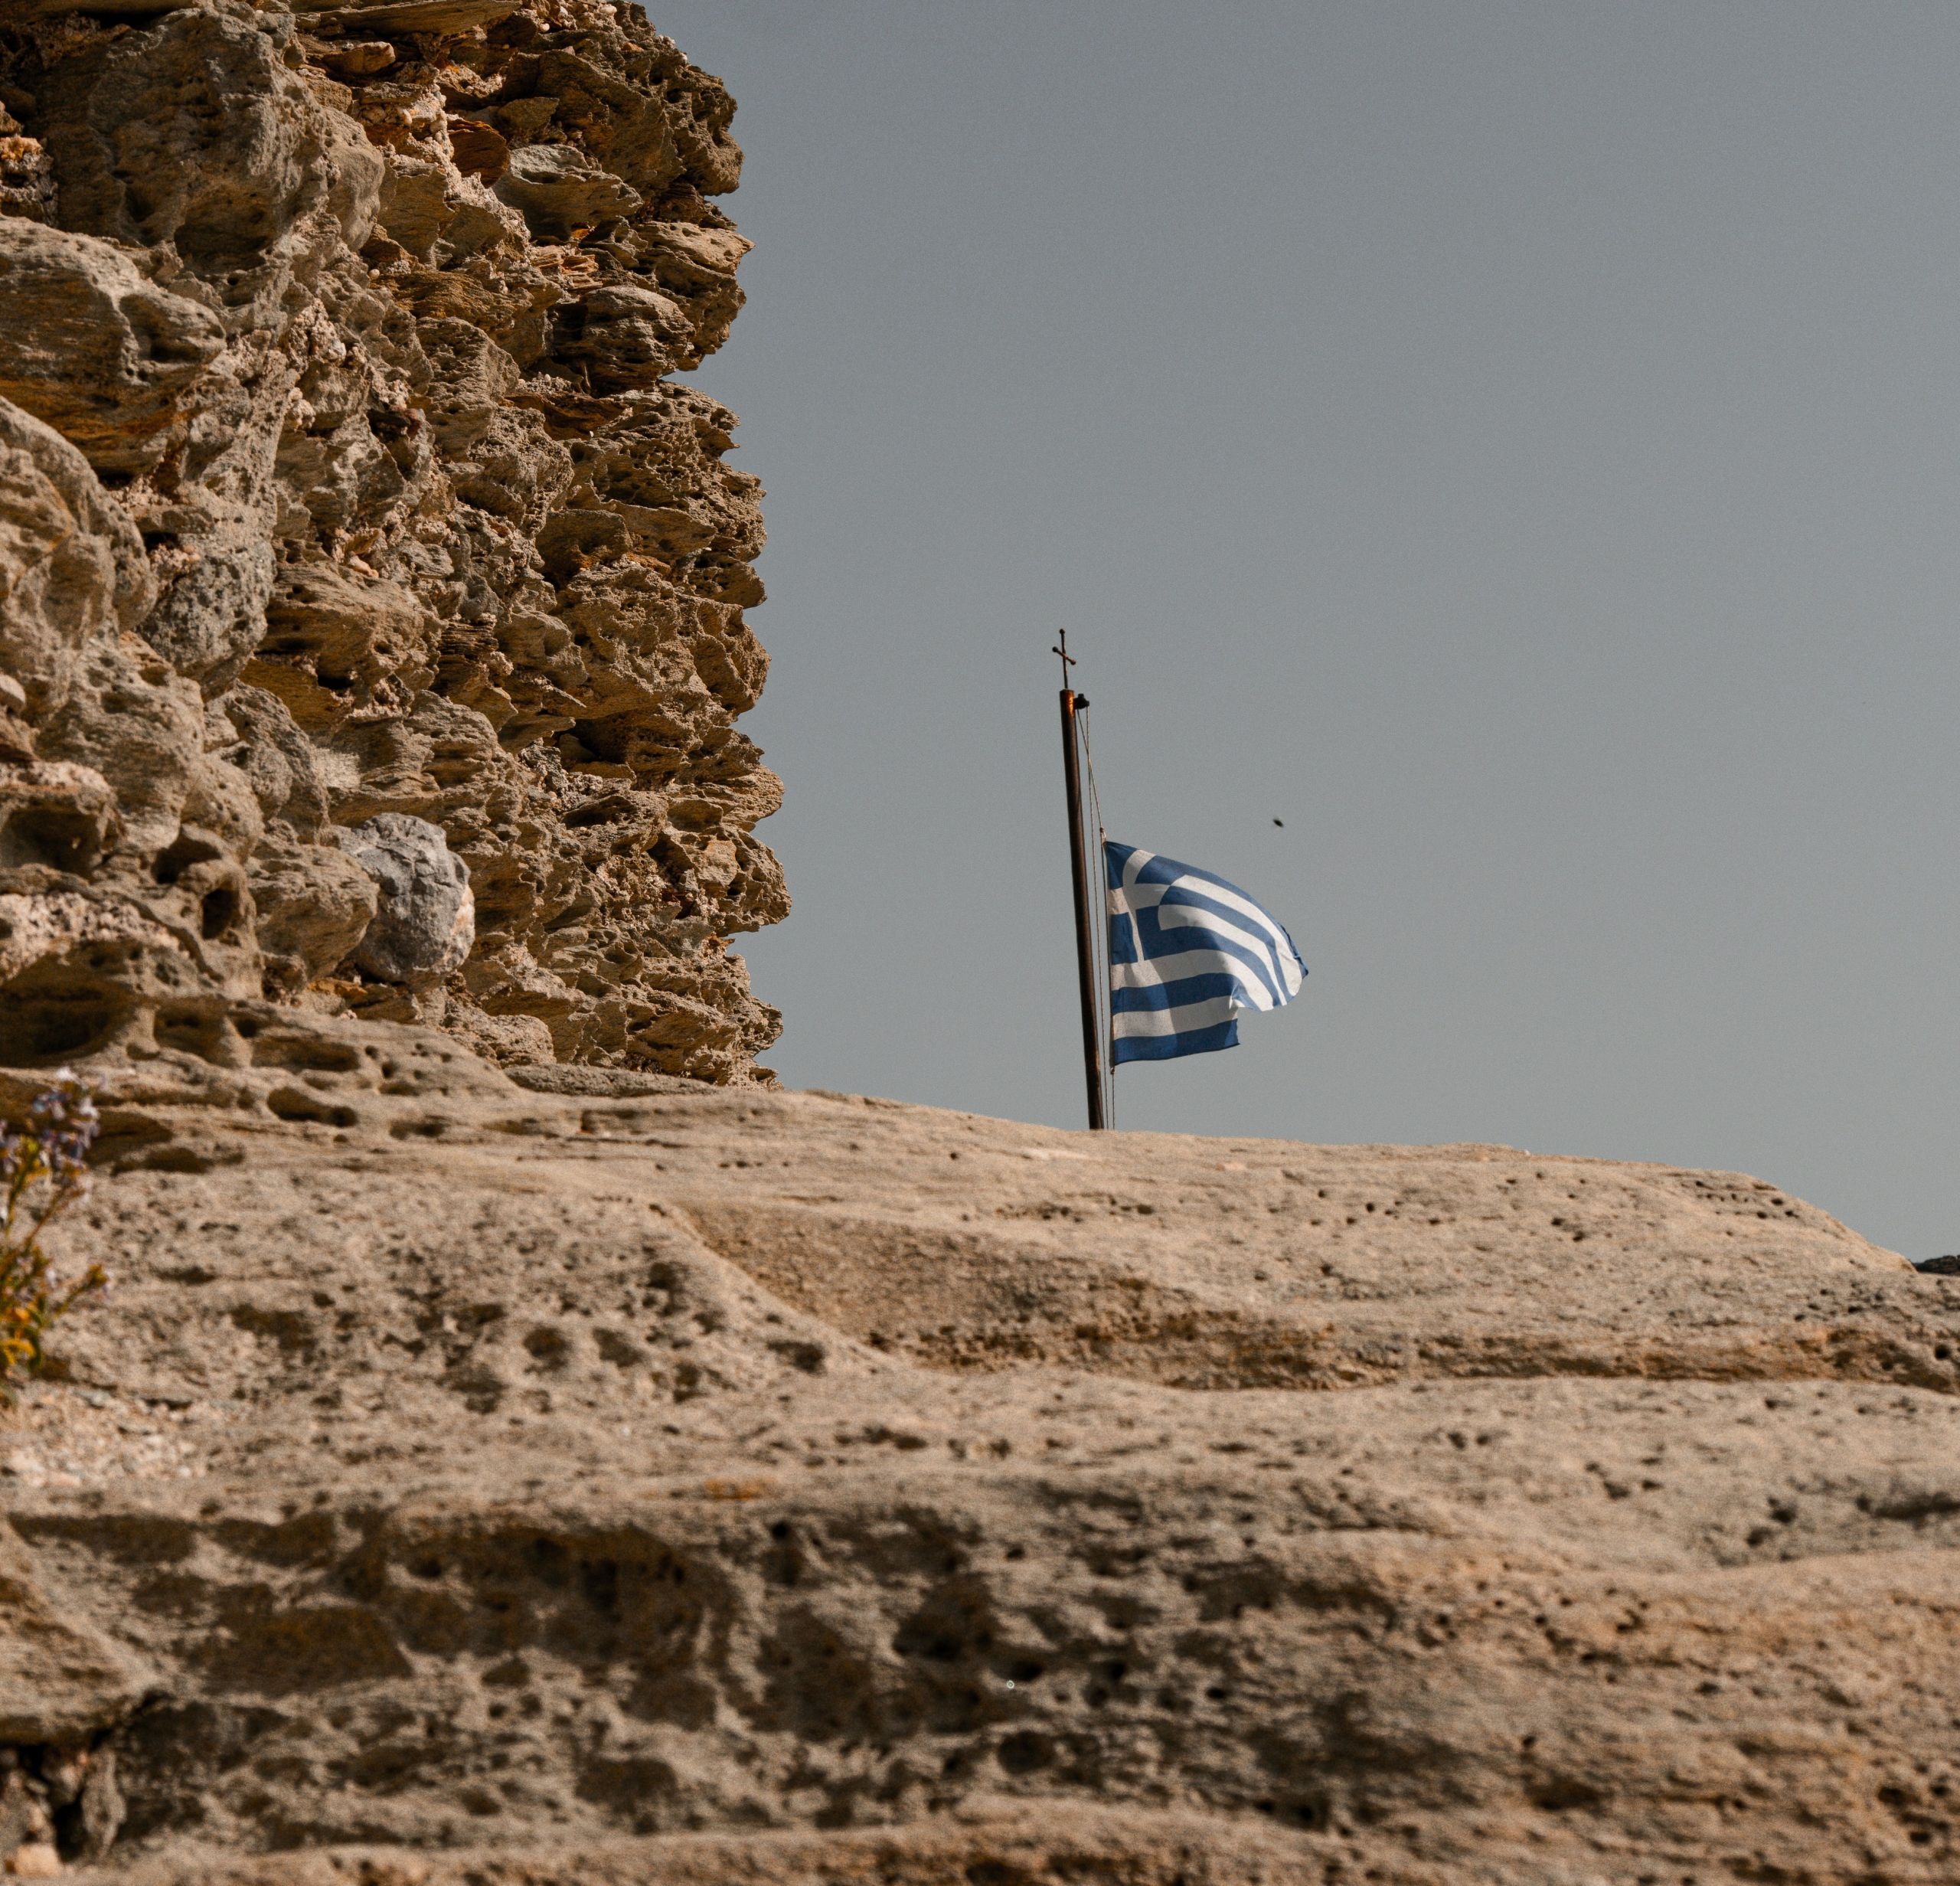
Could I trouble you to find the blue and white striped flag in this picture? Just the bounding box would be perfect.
[1106,842,1306,1063]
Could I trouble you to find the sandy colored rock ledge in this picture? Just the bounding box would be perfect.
[0,1064,1951,1881]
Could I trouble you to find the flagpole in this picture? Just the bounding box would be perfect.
[1054,633,1106,1130]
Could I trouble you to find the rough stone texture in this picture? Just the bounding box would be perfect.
[0,1061,1956,1881]
[343,812,473,983]
[0,0,786,1086]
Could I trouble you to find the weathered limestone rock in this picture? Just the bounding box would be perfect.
[0,0,785,1085]
[0,1524,147,1750]
[0,1084,1952,1881]
[344,811,473,982]
[0,224,227,477]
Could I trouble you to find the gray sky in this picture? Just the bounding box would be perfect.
[657,0,1960,1259]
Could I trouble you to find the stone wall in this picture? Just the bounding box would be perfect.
[0,0,786,1085]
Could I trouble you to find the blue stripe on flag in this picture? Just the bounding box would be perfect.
[1123,908,1289,1006]
[1109,1018,1240,1062]
[1111,972,1244,1014]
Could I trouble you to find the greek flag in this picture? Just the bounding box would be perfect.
[1106,842,1306,1064]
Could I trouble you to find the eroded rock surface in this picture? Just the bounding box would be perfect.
[0,0,785,1085]
[0,1069,1955,1881]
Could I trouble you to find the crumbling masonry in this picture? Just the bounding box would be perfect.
[0,0,786,1085]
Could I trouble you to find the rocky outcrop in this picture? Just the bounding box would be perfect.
[0,0,785,1086]
[0,1070,1956,1880]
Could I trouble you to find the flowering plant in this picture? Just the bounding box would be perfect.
[0,1074,105,1398]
